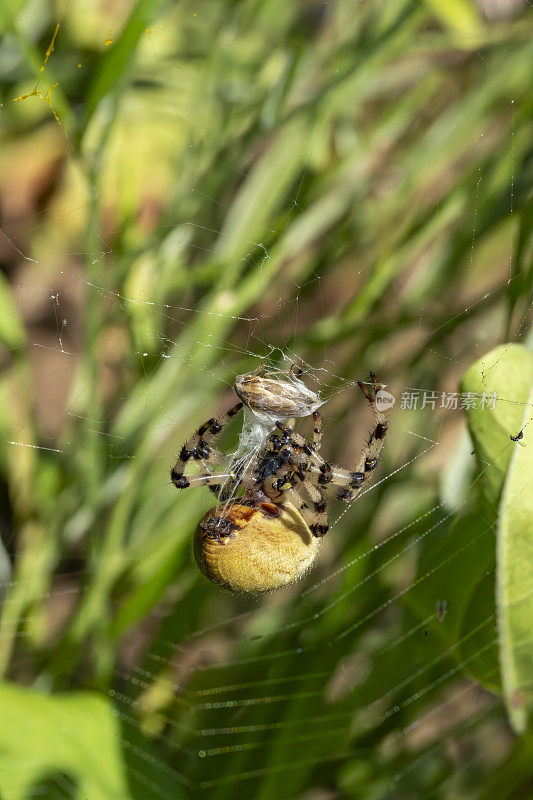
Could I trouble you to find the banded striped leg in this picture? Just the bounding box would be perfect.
[273,419,337,517]
[312,411,322,451]
[293,411,329,534]
[275,419,327,472]
[172,471,235,491]
[261,446,330,537]
[285,451,330,537]
[259,413,329,536]
[276,372,389,507]
[292,480,329,537]
[258,462,329,539]
[286,485,328,537]
[170,402,243,492]
[218,454,259,502]
[248,424,330,536]
[311,372,388,504]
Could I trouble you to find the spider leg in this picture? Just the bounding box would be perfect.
[170,402,243,489]
[276,373,389,508]
[339,371,388,500]
[179,455,258,503]
[307,372,389,504]
[219,453,258,501]
[312,411,322,452]
[275,421,326,471]
[195,448,228,496]
[243,421,329,536]
[258,446,330,537]
[285,452,329,536]
[274,418,337,508]
[251,413,328,535]
[173,472,234,491]
[284,486,328,537]
[294,482,329,537]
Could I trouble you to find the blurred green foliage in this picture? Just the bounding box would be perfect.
[0,0,533,797]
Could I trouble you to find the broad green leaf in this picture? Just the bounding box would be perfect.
[407,344,533,695]
[0,682,130,800]
[459,343,533,506]
[406,508,498,688]
[461,343,533,733]
[0,682,188,799]
[497,379,533,733]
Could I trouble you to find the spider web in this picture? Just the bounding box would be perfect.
[0,1,533,799]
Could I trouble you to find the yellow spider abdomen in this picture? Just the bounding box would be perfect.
[194,501,321,593]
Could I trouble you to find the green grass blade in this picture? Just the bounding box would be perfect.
[84,0,165,129]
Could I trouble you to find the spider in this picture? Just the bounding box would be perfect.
[170,367,389,593]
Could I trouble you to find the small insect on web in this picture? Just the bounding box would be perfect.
[170,365,390,593]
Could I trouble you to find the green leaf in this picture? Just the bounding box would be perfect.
[459,343,533,506]
[461,343,533,733]
[0,682,130,800]
[406,508,498,688]
[497,378,533,733]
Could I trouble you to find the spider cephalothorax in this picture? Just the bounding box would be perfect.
[171,367,389,593]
